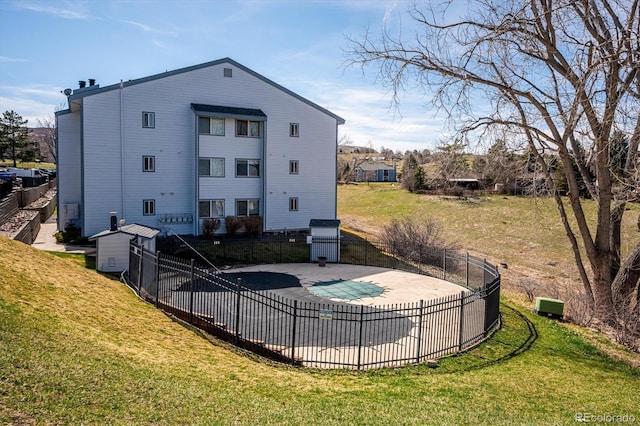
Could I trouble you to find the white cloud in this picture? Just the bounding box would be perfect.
[12,0,94,20]
[0,56,29,63]
[0,96,58,124]
[0,84,65,124]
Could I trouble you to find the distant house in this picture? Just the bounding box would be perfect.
[355,162,397,182]
[56,58,344,237]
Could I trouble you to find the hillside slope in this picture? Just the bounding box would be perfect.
[1,237,638,425]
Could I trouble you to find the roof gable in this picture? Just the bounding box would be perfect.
[67,57,345,124]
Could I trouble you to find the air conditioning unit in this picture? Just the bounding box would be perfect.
[534,297,564,319]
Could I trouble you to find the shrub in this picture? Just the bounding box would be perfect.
[62,223,82,243]
[225,216,243,237]
[380,216,459,265]
[242,216,263,238]
[202,218,220,239]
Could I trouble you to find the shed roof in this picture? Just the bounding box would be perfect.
[89,223,160,240]
[309,219,341,228]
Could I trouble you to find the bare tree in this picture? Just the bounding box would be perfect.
[434,140,470,189]
[36,116,56,163]
[347,0,640,327]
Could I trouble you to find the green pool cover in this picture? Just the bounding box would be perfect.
[309,279,384,300]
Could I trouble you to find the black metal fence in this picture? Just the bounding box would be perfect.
[128,238,500,369]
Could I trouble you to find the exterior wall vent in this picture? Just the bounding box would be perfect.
[223,68,232,78]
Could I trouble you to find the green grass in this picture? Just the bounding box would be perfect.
[338,183,640,288]
[0,160,56,169]
[1,238,639,425]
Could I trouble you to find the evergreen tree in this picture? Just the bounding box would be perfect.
[0,110,30,167]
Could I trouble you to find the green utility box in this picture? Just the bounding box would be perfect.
[534,297,564,319]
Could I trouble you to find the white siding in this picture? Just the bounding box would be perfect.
[62,60,341,236]
[83,91,125,235]
[56,111,82,231]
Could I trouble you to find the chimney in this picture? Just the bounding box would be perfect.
[79,80,86,88]
[110,212,118,232]
[88,78,96,87]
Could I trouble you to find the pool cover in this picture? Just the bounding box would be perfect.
[309,279,384,300]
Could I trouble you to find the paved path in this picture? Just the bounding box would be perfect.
[32,215,95,254]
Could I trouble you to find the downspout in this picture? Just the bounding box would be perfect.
[262,120,267,232]
[194,113,199,235]
[119,80,126,222]
[334,123,339,220]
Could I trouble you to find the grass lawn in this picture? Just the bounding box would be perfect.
[0,161,56,169]
[1,238,639,425]
[338,183,640,293]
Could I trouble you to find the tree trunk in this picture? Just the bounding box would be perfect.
[592,266,616,324]
[612,243,640,309]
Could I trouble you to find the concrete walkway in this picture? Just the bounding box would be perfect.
[32,215,95,254]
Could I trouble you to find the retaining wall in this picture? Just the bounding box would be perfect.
[24,194,57,223]
[0,193,19,226]
[12,210,41,244]
[19,183,50,207]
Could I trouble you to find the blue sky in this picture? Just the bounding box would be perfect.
[0,0,449,152]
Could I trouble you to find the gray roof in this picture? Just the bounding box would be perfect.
[63,57,345,124]
[356,163,395,171]
[309,219,341,228]
[191,104,266,120]
[89,223,160,240]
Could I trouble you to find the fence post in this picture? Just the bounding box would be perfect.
[154,252,159,308]
[357,305,364,370]
[290,300,297,363]
[137,244,143,292]
[443,249,447,281]
[465,252,469,288]
[235,278,242,345]
[189,259,195,324]
[418,245,422,274]
[415,300,424,363]
[458,292,465,351]
[364,239,368,266]
[154,251,160,300]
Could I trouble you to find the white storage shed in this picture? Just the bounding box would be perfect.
[90,223,160,273]
[309,219,341,263]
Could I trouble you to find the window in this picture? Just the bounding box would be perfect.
[199,199,225,218]
[289,160,299,175]
[236,159,260,177]
[142,156,155,172]
[198,117,224,135]
[290,123,299,137]
[236,199,259,217]
[142,112,155,128]
[236,119,260,137]
[199,157,225,177]
[224,68,233,77]
[289,197,298,211]
[143,199,155,216]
